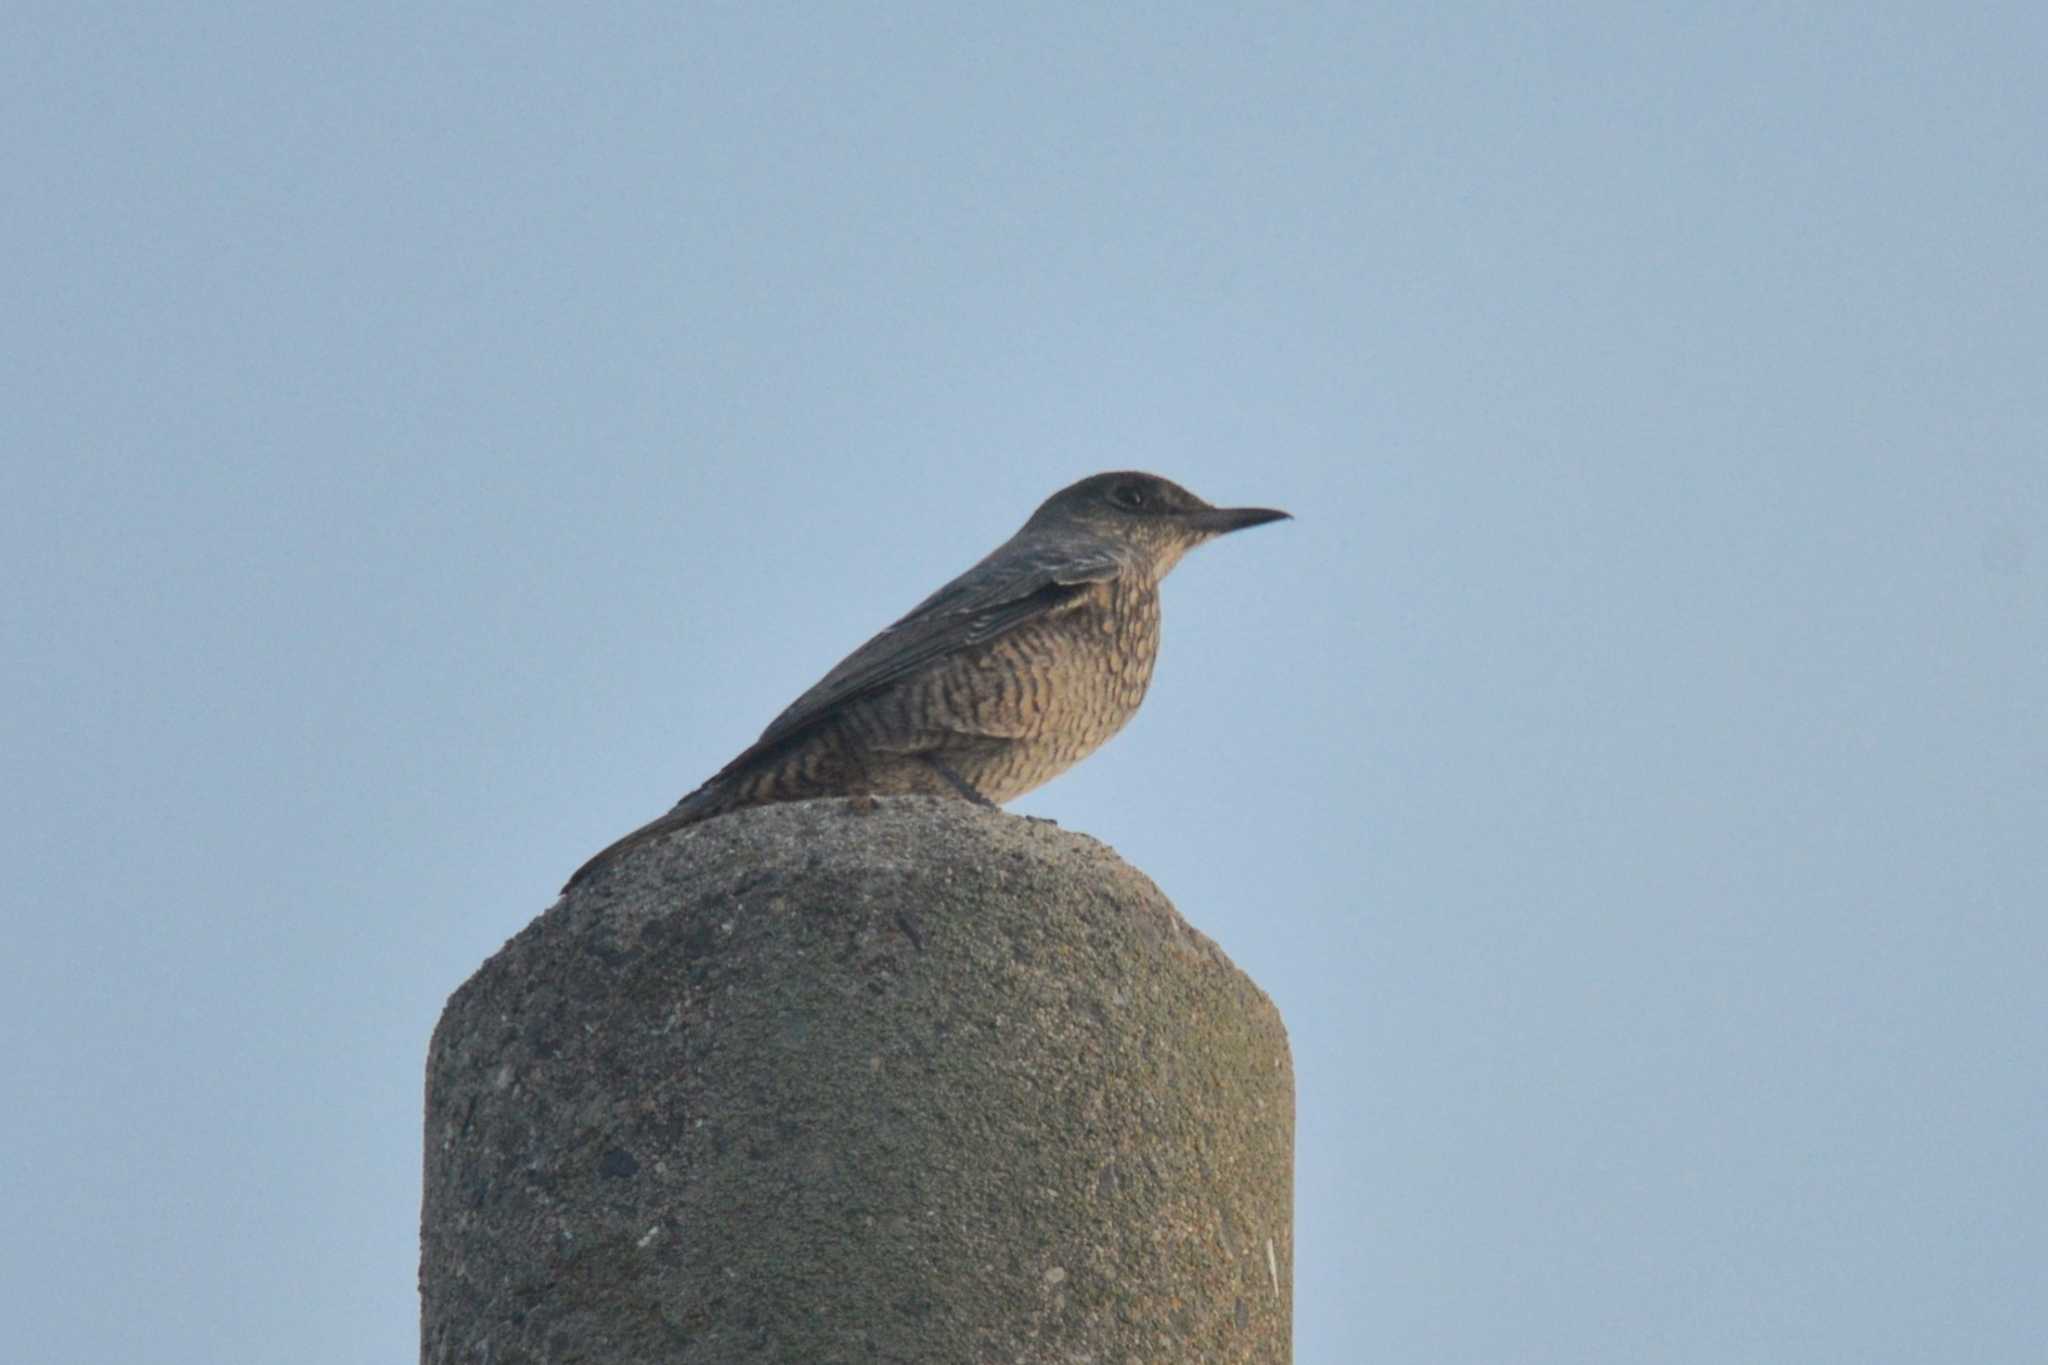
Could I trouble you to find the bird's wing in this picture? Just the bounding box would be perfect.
[727,541,1123,764]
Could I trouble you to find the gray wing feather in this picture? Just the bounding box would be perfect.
[719,541,1121,770]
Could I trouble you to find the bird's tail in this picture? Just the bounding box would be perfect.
[561,783,731,892]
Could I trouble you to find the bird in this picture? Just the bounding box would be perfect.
[566,471,1289,888]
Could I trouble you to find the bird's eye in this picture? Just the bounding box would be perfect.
[1109,483,1147,510]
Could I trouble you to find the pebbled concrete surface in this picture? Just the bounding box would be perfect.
[422,797,1293,1363]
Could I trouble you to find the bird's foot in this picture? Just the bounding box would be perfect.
[925,756,998,807]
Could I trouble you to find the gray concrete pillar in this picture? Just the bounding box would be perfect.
[422,797,1293,1363]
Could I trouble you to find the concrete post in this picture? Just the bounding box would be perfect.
[422,797,1293,1363]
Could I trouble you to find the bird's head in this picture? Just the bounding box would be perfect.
[1022,471,1291,581]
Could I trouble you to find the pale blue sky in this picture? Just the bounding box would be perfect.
[5,6,2044,1362]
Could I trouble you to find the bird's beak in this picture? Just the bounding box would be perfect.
[1186,505,1292,535]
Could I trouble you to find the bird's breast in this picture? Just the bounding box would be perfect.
[922,578,1162,802]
